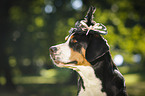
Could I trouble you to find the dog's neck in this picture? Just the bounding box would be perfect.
[91,51,117,81]
[72,52,115,96]
[73,66,107,96]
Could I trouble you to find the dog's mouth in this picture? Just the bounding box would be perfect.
[50,54,78,67]
[54,60,78,65]
[64,61,78,64]
[53,60,78,68]
[49,48,78,68]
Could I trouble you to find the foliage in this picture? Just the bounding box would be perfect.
[5,0,145,74]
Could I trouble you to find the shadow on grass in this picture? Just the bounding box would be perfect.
[0,84,77,96]
[127,82,145,96]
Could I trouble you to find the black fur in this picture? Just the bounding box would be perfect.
[85,34,109,62]
[69,33,127,96]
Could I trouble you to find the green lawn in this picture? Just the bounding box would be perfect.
[1,72,145,96]
[1,83,145,96]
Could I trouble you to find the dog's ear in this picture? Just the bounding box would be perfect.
[86,35,109,62]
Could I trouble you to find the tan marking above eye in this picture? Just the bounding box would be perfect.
[65,35,74,41]
[70,35,74,39]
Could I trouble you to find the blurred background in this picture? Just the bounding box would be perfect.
[0,0,145,96]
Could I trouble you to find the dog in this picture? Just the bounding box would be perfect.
[49,7,127,96]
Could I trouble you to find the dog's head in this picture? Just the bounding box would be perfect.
[49,33,109,68]
[49,6,109,69]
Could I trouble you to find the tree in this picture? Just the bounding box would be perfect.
[0,0,15,88]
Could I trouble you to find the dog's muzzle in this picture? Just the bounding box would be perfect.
[49,46,57,60]
[49,46,57,54]
[49,46,77,66]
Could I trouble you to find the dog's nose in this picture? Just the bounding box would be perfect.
[49,46,57,53]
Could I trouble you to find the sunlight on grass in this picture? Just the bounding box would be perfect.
[124,74,141,85]
[40,69,57,78]
[13,76,57,84]
[13,68,71,84]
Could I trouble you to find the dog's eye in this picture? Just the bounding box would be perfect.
[71,39,78,43]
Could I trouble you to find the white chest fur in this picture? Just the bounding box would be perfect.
[72,66,107,96]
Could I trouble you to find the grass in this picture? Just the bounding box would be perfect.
[1,72,145,96]
[124,73,141,85]
[1,83,145,96]
[127,82,145,96]
[0,84,77,96]
[124,73,145,96]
